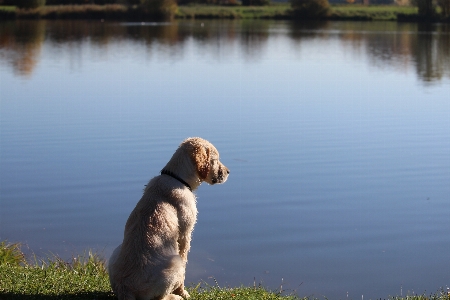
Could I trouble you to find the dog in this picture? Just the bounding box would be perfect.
[108,137,229,300]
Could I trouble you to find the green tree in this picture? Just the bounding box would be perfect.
[290,0,329,18]
[415,0,435,17]
[141,0,177,19]
[437,0,450,17]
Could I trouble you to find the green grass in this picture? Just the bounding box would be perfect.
[0,241,112,299]
[176,3,291,19]
[0,4,130,19]
[0,259,113,298]
[0,5,16,11]
[1,241,449,300]
[0,260,298,299]
[0,241,299,300]
[176,3,418,20]
[329,4,417,20]
[14,4,129,19]
[0,241,25,266]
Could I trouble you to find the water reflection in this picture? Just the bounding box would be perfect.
[239,21,270,60]
[414,23,450,82]
[0,21,46,77]
[1,20,450,82]
[289,21,450,83]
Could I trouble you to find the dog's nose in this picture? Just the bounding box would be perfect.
[227,169,230,174]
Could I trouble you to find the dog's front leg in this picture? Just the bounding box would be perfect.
[177,235,191,262]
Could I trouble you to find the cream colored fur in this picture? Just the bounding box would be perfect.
[108,137,229,300]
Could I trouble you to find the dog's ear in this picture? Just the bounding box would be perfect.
[194,144,210,180]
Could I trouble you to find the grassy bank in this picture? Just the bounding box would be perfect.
[329,4,417,20]
[0,4,129,20]
[0,3,422,21]
[0,241,299,300]
[176,3,291,19]
[177,3,418,20]
[1,241,450,300]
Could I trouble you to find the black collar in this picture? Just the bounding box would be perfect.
[160,169,192,191]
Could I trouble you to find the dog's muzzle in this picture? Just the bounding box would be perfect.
[215,166,230,183]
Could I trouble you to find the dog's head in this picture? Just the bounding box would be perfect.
[164,137,229,188]
[182,137,229,185]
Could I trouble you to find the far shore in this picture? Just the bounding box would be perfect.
[1,3,448,22]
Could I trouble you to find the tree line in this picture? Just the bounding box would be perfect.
[3,0,449,19]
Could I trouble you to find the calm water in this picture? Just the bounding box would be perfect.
[1,20,449,299]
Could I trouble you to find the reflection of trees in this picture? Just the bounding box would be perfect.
[361,22,417,73]
[288,20,330,40]
[412,23,450,82]
[126,20,270,61]
[0,20,269,76]
[362,22,450,82]
[125,22,183,46]
[185,21,240,60]
[306,21,450,83]
[1,20,449,82]
[239,20,270,60]
[0,21,46,77]
[45,20,127,46]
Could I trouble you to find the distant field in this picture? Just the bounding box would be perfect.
[0,6,15,11]
[176,3,417,20]
[176,3,291,19]
[330,4,417,20]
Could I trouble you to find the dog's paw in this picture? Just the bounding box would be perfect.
[164,295,183,300]
[181,290,190,299]
[173,286,190,299]
[175,289,190,299]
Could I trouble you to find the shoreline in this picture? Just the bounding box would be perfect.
[1,241,449,300]
[0,4,448,22]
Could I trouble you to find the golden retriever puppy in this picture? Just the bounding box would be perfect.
[108,137,229,300]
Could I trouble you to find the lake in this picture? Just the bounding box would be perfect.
[0,19,449,299]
